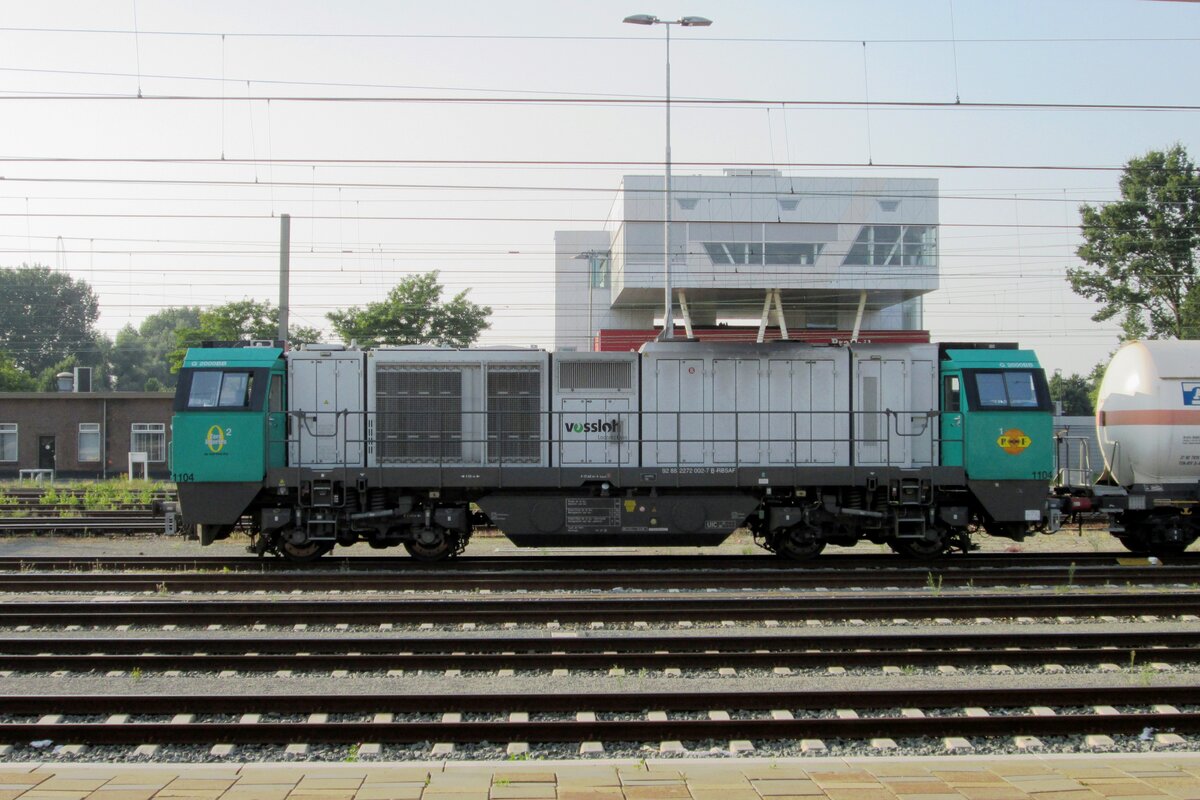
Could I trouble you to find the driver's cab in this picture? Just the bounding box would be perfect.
[940,345,1054,482]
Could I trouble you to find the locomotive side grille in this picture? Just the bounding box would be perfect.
[488,366,541,463]
[559,360,633,391]
[375,367,463,462]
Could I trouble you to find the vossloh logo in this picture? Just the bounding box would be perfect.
[564,418,621,434]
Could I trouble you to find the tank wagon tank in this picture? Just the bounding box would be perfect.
[1088,340,1200,555]
[170,339,1058,561]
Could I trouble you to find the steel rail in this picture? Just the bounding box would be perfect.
[7,715,1200,745]
[2,552,1194,573]
[0,518,163,532]
[4,686,1200,745]
[6,629,1197,654]
[0,593,1197,626]
[2,629,1196,672]
[7,685,1200,714]
[1,565,1195,592]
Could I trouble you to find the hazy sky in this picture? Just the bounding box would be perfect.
[0,0,1197,376]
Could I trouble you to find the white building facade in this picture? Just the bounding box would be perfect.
[554,170,938,351]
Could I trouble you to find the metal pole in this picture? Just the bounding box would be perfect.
[278,213,291,344]
[662,23,673,340]
[625,14,710,340]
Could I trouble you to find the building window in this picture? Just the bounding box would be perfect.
[704,242,822,266]
[590,254,610,289]
[78,423,101,463]
[0,423,15,462]
[764,243,822,265]
[844,225,937,266]
[131,423,166,462]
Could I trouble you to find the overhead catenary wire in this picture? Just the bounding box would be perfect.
[2,25,1199,44]
[0,93,1197,113]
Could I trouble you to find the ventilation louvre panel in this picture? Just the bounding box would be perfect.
[375,367,463,462]
[487,367,541,463]
[559,361,633,392]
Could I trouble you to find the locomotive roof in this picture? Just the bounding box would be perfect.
[941,348,1041,367]
[182,346,283,368]
[638,340,839,355]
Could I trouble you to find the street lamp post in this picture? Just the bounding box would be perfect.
[623,13,711,341]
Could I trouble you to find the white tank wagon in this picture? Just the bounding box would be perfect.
[1092,340,1200,554]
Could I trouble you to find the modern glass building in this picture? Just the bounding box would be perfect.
[554,170,938,351]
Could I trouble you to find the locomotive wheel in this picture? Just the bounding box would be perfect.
[771,527,826,560]
[404,528,458,562]
[890,532,949,559]
[279,540,334,562]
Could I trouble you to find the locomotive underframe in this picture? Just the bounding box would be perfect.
[181,462,1051,559]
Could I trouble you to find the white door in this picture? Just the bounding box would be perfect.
[655,359,705,465]
[713,359,760,464]
[290,356,363,467]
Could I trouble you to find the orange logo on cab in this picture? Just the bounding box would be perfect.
[997,429,1031,455]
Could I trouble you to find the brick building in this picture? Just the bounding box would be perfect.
[0,392,174,480]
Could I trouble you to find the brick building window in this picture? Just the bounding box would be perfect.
[78,423,101,463]
[0,423,15,462]
[131,423,166,462]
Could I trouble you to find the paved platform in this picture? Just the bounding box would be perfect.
[1,755,1198,800]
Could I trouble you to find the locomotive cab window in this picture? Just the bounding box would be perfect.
[178,369,266,411]
[963,369,1051,412]
[943,375,961,413]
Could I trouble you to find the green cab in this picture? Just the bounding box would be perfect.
[170,347,287,484]
[940,348,1054,482]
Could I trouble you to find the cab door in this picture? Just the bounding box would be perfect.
[267,371,286,468]
[940,372,964,466]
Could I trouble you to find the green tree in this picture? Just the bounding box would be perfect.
[110,307,201,391]
[171,299,322,371]
[0,264,101,374]
[1087,359,1109,411]
[326,271,491,348]
[0,351,36,391]
[1049,372,1094,416]
[1068,144,1200,340]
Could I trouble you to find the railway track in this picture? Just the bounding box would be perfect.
[3,685,1198,750]
[1,592,1197,627]
[5,548,1197,761]
[2,628,1197,673]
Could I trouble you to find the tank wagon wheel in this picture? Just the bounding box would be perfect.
[1118,515,1199,558]
[1116,537,1149,555]
[278,540,334,563]
[404,528,461,562]
[1118,533,1195,558]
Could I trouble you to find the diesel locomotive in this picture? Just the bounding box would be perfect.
[170,339,1061,561]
